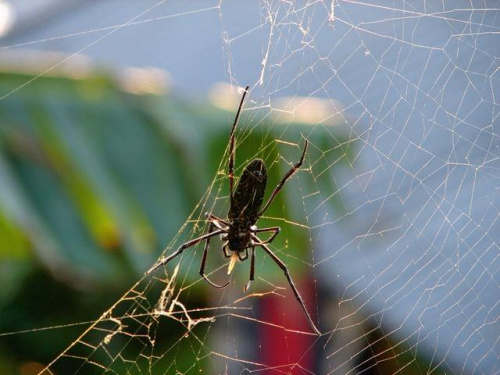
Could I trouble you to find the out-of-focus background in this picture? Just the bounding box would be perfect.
[0,1,498,374]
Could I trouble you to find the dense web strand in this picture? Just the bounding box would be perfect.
[0,2,497,375]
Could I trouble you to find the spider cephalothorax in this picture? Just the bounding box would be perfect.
[147,86,320,335]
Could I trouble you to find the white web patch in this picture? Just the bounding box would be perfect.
[0,1,498,374]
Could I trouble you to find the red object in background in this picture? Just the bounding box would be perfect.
[259,276,317,374]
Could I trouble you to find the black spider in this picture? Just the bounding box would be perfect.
[147,86,320,335]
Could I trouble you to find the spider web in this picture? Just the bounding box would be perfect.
[0,1,499,374]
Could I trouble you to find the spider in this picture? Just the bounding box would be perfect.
[147,86,320,335]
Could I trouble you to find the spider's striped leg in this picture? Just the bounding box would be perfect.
[244,247,256,292]
[258,140,308,216]
[251,226,280,244]
[251,234,321,335]
[228,86,250,202]
[200,223,230,289]
[146,229,224,275]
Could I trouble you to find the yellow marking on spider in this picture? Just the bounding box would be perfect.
[227,252,239,275]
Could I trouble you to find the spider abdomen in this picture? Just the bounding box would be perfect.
[226,158,267,251]
[228,158,268,225]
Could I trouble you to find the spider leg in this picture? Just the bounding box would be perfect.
[206,215,233,258]
[206,213,231,228]
[244,247,256,292]
[200,223,230,289]
[146,229,224,275]
[238,248,249,261]
[251,226,281,244]
[251,234,321,335]
[222,245,232,258]
[258,139,308,216]
[205,214,233,259]
[228,86,250,202]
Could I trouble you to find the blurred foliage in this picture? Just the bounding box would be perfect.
[0,67,352,373]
